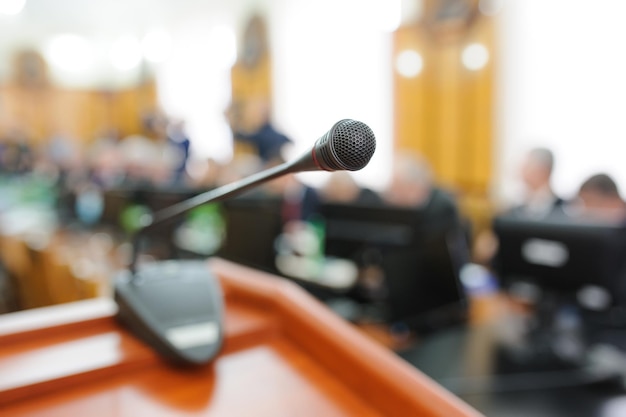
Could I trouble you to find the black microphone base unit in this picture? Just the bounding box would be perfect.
[114,260,224,366]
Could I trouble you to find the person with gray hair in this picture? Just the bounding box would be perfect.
[515,147,564,217]
[384,153,462,235]
[385,153,434,208]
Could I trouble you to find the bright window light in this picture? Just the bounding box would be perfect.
[45,34,95,72]
[395,49,423,77]
[110,35,142,71]
[0,0,26,15]
[272,0,393,190]
[497,0,626,200]
[207,25,237,69]
[369,0,402,32]
[462,43,489,71]
[157,23,235,161]
[142,30,173,63]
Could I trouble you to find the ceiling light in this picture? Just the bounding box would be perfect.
[142,30,172,63]
[395,49,423,78]
[46,34,95,72]
[462,43,489,71]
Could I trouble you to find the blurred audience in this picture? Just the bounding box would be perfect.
[0,129,34,175]
[215,153,263,187]
[4,112,626,281]
[118,134,163,187]
[185,157,224,190]
[89,134,125,189]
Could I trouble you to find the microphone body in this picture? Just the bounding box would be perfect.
[129,119,376,272]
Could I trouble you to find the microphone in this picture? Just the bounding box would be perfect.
[114,119,376,366]
[296,118,377,172]
[128,119,376,273]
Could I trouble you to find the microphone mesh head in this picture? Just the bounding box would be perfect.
[325,119,376,171]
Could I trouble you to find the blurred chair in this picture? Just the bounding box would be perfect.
[36,237,82,305]
[0,234,53,309]
[0,259,19,313]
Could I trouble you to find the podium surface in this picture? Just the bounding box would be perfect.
[0,258,480,416]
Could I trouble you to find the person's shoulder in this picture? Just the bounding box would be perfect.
[428,186,459,209]
[356,188,383,206]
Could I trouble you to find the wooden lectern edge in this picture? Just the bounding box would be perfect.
[208,257,483,417]
[0,298,157,406]
[0,297,117,344]
[0,258,481,416]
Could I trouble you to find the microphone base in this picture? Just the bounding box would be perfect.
[114,260,224,366]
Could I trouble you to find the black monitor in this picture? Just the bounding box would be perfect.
[137,186,197,212]
[100,188,131,227]
[99,186,197,229]
[216,195,283,274]
[319,203,468,329]
[493,213,626,309]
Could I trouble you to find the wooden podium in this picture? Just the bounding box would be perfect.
[0,258,481,416]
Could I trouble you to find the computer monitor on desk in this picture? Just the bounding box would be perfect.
[398,213,626,396]
[214,198,469,331]
[474,213,626,391]
[493,213,626,310]
[319,203,468,330]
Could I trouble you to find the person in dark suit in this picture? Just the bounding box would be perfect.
[384,153,462,234]
[369,153,469,328]
[231,98,292,164]
[383,152,469,286]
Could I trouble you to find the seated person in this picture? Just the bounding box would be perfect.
[474,147,562,265]
[510,147,564,218]
[231,98,293,164]
[383,153,462,234]
[320,171,382,206]
[569,173,626,223]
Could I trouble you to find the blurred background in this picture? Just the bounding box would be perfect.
[4,0,626,202]
[3,1,626,415]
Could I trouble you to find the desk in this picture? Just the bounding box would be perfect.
[398,305,626,417]
[0,258,480,417]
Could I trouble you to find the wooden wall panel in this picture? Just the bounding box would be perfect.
[394,28,427,154]
[467,19,495,196]
[110,82,157,138]
[0,81,157,146]
[393,13,495,198]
